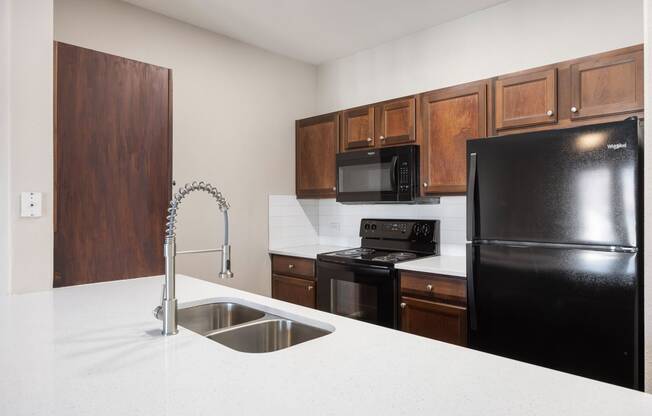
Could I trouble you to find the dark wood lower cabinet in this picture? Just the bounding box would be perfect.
[400,296,467,346]
[272,274,316,308]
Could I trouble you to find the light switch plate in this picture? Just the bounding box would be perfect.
[20,192,42,218]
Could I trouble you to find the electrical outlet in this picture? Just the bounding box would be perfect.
[20,192,42,218]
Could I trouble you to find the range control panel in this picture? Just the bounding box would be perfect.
[359,219,440,243]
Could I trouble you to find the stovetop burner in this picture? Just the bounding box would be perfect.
[335,248,376,257]
[372,252,418,263]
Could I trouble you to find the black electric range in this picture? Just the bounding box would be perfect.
[316,218,440,328]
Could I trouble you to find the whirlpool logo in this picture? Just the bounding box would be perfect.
[607,143,627,150]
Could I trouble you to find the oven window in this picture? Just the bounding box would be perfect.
[338,161,394,193]
[330,279,378,323]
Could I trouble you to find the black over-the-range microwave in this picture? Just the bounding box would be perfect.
[336,145,423,204]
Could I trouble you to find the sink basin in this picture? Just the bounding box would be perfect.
[177,302,265,335]
[208,319,331,353]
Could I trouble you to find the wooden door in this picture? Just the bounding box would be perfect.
[570,49,643,120]
[400,296,467,346]
[495,68,557,130]
[272,275,316,308]
[296,113,338,198]
[340,105,375,150]
[54,42,172,287]
[420,82,487,195]
[376,97,416,146]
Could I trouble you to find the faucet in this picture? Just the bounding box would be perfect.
[155,181,233,336]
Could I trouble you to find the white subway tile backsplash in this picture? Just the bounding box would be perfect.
[269,195,467,253]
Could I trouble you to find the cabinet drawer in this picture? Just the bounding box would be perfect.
[272,255,315,279]
[400,271,466,305]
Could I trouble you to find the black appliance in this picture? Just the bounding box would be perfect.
[466,118,643,390]
[317,218,440,328]
[336,145,419,203]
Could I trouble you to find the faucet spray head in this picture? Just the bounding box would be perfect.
[218,244,233,279]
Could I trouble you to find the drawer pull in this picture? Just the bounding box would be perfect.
[400,302,406,309]
[426,284,433,292]
[307,285,313,291]
[288,264,295,269]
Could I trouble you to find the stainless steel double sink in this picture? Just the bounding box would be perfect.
[163,301,333,353]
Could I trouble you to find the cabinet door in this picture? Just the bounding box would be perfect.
[570,49,643,120]
[296,113,338,198]
[495,68,557,130]
[421,82,487,195]
[272,274,316,308]
[400,296,467,346]
[341,106,375,150]
[377,97,416,146]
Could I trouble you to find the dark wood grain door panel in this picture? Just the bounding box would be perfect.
[341,106,374,150]
[54,42,172,287]
[421,82,487,195]
[377,97,416,146]
[570,50,643,120]
[296,113,338,198]
[495,68,557,130]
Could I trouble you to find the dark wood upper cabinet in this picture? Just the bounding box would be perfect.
[341,105,375,150]
[495,67,557,131]
[570,49,643,120]
[296,113,338,198]
[400,296,467,346]
[376,96,416,146]
[420,81,488,195]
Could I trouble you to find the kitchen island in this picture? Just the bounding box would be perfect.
[1,275,651,415]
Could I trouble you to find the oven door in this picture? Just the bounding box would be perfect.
[336,145,417,203]
[316,261,397,328]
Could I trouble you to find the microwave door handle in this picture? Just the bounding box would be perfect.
[391,156,398,189]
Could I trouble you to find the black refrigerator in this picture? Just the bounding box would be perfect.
[466,118,643,390]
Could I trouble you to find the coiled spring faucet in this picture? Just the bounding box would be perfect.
[156,181,233,336]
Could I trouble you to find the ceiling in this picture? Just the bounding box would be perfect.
[122,0,508,64]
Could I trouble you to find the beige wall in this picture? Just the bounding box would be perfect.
[4,0,54,294]
[0,0,9,294]
[53,0,317,296]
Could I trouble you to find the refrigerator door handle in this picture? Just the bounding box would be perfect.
[467,152,477,241]
[466,244,477,331]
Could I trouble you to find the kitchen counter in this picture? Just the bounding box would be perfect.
[268,244,351,259]
[396,255,466,277]
[1,275,651,415]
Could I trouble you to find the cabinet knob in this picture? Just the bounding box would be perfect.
[400,302,406,309]
[380,136,385,140]
[288,264,295,269]
[571,106,578,113]
[426,284,433,292]
[307,285,313,291]
[423,182,428,188]
[546,110,554,116]
[366,137,372,142]
[332,187,336,191]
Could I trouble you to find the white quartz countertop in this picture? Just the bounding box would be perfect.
[1,275,651,415]
[268,244,351,259]
[396,255,467,277]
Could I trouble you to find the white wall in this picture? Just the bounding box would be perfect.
[0,0,9,295]
[317,0,643,112]
[54,0,317,296]
[5,0,54,294]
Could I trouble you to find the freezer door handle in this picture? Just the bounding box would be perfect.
[466,244,477,331]
[467,152,477,241]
